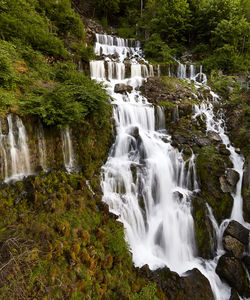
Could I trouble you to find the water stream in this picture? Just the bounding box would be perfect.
[90,33,238,299]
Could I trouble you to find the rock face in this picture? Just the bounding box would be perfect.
[139,265,214,300]
[224,220,249,245]
[114,83,133,94]
[243,157,250,222]
[216,255,250,298]
[222,235,244,258]
[220,169,239,193]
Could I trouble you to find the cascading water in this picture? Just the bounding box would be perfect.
[193,103,250,229]
[61,126,77,173]
[91,33,233,300]
[0,114,32,182]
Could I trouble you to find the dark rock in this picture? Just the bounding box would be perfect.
[114,83,133,94]
[172,133,188,145]
[223,235,244,258]
[129,126,139,139]
[218,144,231,156]
[139,265,213,300]
[243,157,250,222]
[192,197,217,259]
[219,176,234,193]
[242,255,250,273]
[230,289,240,300]
[191,134,210,147]
[225,169,239,187]
[207,131,222,143]
[224,220,249,245]
[216,254,250,297]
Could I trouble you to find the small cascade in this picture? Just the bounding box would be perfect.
[157,65,161,77]
[4,114,31,181]
[61,127,77,173]
[177,62,187,79]
[189,64,196,80]
[90,60,105,80]
[38,123,47,170]
[193,103,249,229]
[108,62,125,80]
[149,65,154,77]
[94,33,141,62]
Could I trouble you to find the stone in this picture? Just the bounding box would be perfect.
[216,254,250,297]
[225,169,239,187]
[191,134,210,147]
[114,83,133,94]
[224,220,249,245]
[218,144,231,156]
[207,131,222,143]
[230,289,240,300]
[220,176,234,193]
[129,126,139,139]
[223,235,244,258]
[139,265,213,300]
[235,148,241,154]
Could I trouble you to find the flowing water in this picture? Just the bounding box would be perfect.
[62,126,77,173]
[90,33,237,299]
[0,114,31,182]
[37,122,47,170]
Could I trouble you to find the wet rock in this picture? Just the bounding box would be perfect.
[222,235,244,258]
[191,134,210,147]
[225,169,239,187]
[220,169,239,193]
[139,265,213,300]
[207,131,222,143]
[129,126,139,139]
[230,289,240,300]
[114,83,133,94]
[243,157,250,222]
[242,255,250,273]
[219,176,234,193]
[172,133,188,145]
[224,220,249,245]
[218,144,231,156]
[216,254,250,297]
[192,197,217,259]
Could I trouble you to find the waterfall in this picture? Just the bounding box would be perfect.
[177,62,187,79]
[91,33,232,300]
[108,62,125,80]
[3,114,31,181]
[190,64,196,80]
[61,127,77,173]
[38,123,47,170]
[193,103,249,228]
[149,65,154,77]
[90,60,105,80]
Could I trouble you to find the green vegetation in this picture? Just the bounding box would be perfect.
[0,170,161,299]
[82,0,250,73]
[0,0,105,128]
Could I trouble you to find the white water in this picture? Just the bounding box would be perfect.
[193,103,249,228]
[91,33,232,300]
[61,127,77,173]
[0,115,31,182]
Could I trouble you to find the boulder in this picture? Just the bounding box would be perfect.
[139,265,213,300]
[225,169,239,187]
[230,289,240,300]
[114,83,133,94]
[216,254,250,297]
[207,131,222,143]
[219,176,234,193]
[224,220,249,245]
[222,235,244,258]
[218,144,231,156]
[191,134,210,147]
[219,170,240,193]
